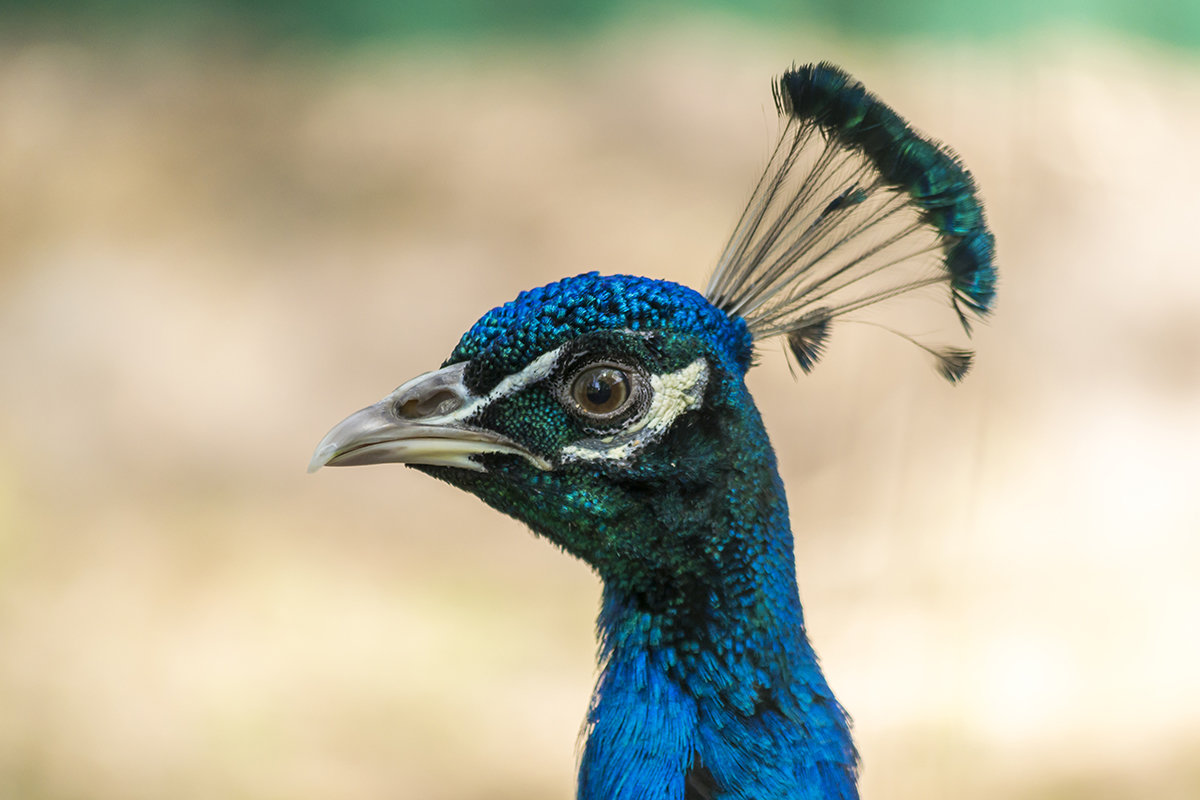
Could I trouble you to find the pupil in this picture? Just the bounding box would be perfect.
[586,376,613,407]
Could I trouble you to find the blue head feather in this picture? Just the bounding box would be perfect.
[448,272,756,385]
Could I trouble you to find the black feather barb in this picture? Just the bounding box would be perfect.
[786,314,831,374]
[931,347,974,384]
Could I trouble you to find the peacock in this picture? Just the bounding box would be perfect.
[310,63,995,800]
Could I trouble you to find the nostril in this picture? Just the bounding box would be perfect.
[397,389,463,419]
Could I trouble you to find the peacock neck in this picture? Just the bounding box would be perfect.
[577,396,858,800]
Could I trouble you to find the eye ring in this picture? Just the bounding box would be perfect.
[563,362,647,423]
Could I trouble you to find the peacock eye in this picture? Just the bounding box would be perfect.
[568,364,637,420]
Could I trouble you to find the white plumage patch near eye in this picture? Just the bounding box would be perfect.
[561,359,708,464]
[400,345,566,427]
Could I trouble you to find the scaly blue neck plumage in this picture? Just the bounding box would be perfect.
[578,377,857,800]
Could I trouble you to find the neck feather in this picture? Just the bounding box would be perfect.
[577,400,858,800]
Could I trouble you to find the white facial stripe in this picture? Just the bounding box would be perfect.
[561,358,708,464]
[486,346,564,406]
[385,345,567,426]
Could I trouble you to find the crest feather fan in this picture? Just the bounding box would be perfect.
[705,62,996,380]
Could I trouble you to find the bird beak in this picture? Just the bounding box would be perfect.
[308,362,550,474]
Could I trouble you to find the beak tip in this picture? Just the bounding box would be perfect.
[307,442,337,473]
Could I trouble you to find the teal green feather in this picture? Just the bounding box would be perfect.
[773,63,996,319]
[709,63,996,379]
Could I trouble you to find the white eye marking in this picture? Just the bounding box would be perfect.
[388,345,567,426]
[485,346,564,405]
[561,358,708,464]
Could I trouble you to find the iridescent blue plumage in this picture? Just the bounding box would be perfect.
[430,274,858,799]
[448,273,755,384]
[311,63,995,800]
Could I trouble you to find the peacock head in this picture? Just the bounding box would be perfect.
[310,272,759,589]
[311,63,998,597]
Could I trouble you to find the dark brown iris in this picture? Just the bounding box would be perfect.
[571,366,631,417]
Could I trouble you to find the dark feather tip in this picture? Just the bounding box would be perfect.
[820,185,868,217]
[946,229,997,313]
[933,347,974,383]
[786,316,831,374]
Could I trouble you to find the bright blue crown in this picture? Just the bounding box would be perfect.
[447,272,755,380]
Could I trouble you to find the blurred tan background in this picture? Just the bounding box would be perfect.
[1,5,1198,799]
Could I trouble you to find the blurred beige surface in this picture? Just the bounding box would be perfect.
[1,27,1198,800]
